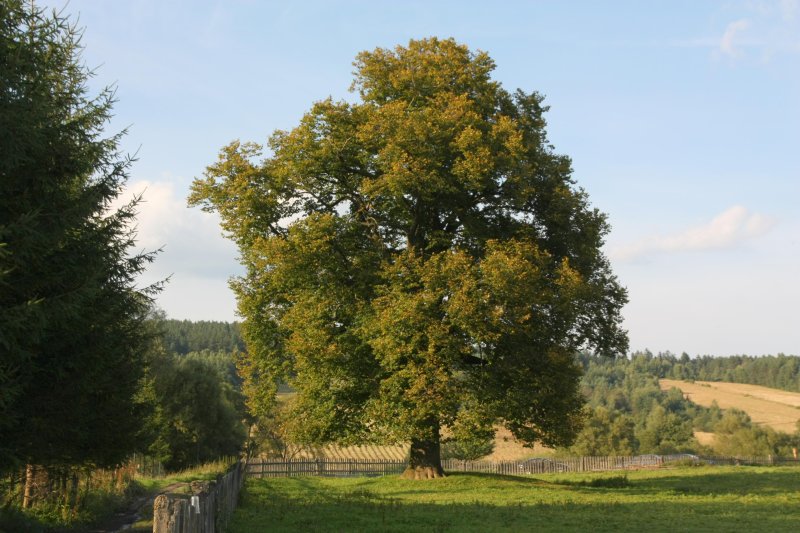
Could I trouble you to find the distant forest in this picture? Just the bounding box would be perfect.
[655,352,800,392]
[160,319,246,354]
[601,350,800,393]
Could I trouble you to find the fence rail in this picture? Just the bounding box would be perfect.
[247,458,406,478]
[246,454,800,479]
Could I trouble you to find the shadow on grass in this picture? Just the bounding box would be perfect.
[230,494,799,533]
[230,469,800,532]
[626,468,800,496]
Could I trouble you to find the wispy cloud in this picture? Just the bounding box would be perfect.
[712,1,800,61]
[719,19,751,57]
[611,205,776,262]
[112,178,240,279]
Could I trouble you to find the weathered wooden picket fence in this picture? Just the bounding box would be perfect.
[247,458,407,478]
[246,454,800,479]
[153,460,245,533]
[698,455,799,466]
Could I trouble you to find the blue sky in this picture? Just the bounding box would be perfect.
[51,1,800,356]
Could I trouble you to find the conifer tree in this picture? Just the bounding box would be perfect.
[0,0,159,471]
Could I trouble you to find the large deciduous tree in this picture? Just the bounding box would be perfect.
[0,0,158,472]
[190,38,627,478]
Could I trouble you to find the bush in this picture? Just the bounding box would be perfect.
[441,437,494,461]
[583,475,630,488]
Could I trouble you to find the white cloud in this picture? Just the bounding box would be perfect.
[719,19,751,57]
[611,205,776,262]
[713,1,800,61]
[111,178,242,319]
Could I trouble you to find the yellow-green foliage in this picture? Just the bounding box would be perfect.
[190,38,628,465]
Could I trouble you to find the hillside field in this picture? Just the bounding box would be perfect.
[229,466,800,532]
[659,379,800,433]
[273,393,550,461]
[260,426,551,462]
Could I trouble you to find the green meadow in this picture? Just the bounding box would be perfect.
[229,466,800,532]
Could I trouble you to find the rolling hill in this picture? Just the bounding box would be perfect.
[659,379,800,434]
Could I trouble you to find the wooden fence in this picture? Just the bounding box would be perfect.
[246,454,800,479]
[700,455,799,466]
[247,458,407,478]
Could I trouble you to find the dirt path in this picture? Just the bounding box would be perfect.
[86,482,186,533]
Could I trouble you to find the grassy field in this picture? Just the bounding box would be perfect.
[660,379,800,433]
[229,466,800,532]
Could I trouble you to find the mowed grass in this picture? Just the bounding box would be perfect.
[229,466,800,532]
[660,379,800,433]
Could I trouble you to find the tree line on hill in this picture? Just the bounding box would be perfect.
[568,351,800,458]
[657,352,800,392]
[141,336,800,467]
[160,319,246,355]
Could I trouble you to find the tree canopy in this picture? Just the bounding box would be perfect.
[190,37,627,478]
[140,347,247,471]
[0,0,159,471]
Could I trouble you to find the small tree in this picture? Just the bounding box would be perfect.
[0,0,159,474]
[190,38,627,478]
[142,347,246,471]
[569,406,636,456]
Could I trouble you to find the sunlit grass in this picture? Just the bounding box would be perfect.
[230,466,800,532]
[133,456,239,495]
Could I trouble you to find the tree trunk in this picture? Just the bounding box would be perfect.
[22,464,36,508]
[68,470,79,515]
[401,421,445,480]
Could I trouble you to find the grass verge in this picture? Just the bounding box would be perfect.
[125,457,238,532]
[0,458,237,533]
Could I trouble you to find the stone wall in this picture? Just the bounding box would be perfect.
[153,461,245,533]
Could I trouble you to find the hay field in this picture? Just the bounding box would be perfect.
[273,393,549,461]
[482,426,552,461]
[268,426,550,461]
[694,431,716,446]
[281,443,408,461]
[660,379,800,433]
